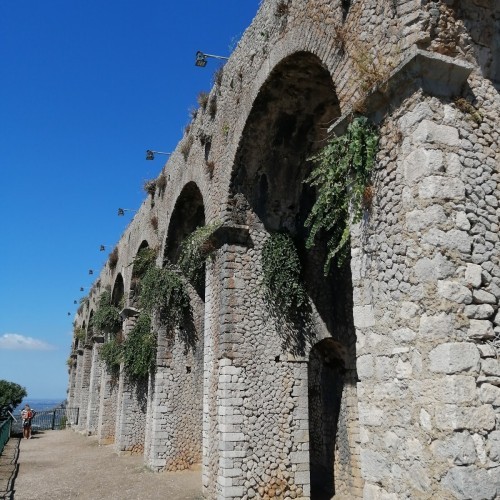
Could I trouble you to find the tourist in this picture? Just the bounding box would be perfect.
[21,404,36,439]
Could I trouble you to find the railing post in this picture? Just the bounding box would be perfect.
[76,408,79,425]
[51,410,56,430]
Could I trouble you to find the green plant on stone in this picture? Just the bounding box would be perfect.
[74,327,86,343]
[140,265,191,330]
[122,313,156,379]
[305,116,379,274]
[262,232,307,316]
[93,290,122,334]
[178,222,222,286]
[132,247,157,280]
[99,337,123,374]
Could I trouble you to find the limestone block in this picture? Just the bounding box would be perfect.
[432,432,477,465]
[354,305,375,328]
[441,466,496,500]
[434,375,477,404]
[403,148,444,183]
[464,304,494,319]
[435,404,495,432]
[465,263,483,287]
[419,313,454,340]
[455,211,471,231]
[359,404,384,427]
[363,483,398,500]
[360,450,390,482]
[399,302,420,319]
[420,408,432,431]
[422,228,471,253]
[429,342,479,374]
[437,281,473,304]
[409,462,431,492]
[357,355,374,380]
[414,253,455,282]
[406,204,446,232]
[473,289,497,305]
[413,120,460,147]
[419,176,465,200]
[398,102,434,131]
[487,431,500,462]
[479,383,500,406]
[391,327,417,342]
[468,320,495,340]
[482,358,500,377]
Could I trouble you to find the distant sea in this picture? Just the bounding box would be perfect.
[14,398,66,414]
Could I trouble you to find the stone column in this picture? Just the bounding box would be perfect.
[86,336,104,435]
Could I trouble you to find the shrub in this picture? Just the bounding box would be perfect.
[132,247,157,279]
[143,179,157,197]
[150,214,158,231]
[197,91,209,110]
[109,247,119,269]
[100,337,123,374]
[180,135,194,161]
[156,173,167,194]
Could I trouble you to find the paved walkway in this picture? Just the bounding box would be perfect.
[0,430,202,500]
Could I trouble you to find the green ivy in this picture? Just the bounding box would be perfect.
[93,290,122,334]
[100,337,123,374]
[140,265,191,330]
[122,313,156,379]
[178,222,222,286]
[305,116,378,274]
[262,233,307,316]
[74,326,86,343]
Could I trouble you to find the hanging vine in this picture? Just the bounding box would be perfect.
[262,232,307,316]
[178,221,222,287]
[140,265,191,331]
[122,313,156,379]
[100,337,123,375]
[305,116,379,274]
[93,290,122,334]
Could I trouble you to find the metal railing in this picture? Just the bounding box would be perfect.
[12,407,79,433]
[0,418,11,455]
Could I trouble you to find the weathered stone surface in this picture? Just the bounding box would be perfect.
[419,176,465,200]
[473,289,497,304]
[482,358,500,377]
[468,320,495,340]
[442,466,497,500]
[361,450,390,482]
[413,120,460,147]
[487,431,500,462]
[480,383,500,405]
[464,304,494,319]
[465,263,483,287]
[432,432,477,466]
[429,342,479,374]
[403,148,444,183]
[437,281,473,304]
[420,313,454,340]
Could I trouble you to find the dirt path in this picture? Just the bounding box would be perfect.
[7,430,202,500]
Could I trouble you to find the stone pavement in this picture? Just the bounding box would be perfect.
[0,429,202,500]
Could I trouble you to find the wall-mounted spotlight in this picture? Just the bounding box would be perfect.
[117,208,134,216]
[88,269,94,275]
[80,287,85,292]
[73,300,77,305]
[195,50,228,67]
[67,312,71,316]
[146,150,171,161]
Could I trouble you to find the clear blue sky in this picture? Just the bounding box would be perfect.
[0,1,260,400]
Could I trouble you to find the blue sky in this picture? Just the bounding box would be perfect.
[0,1,260,400]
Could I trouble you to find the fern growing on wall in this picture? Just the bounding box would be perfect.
[305,116,379,274]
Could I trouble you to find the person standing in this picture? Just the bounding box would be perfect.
[21,404,35,439]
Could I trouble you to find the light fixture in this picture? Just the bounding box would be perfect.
[117,208,134,216]
[146,150,171,161]
[195,50,228,67]
[67,312,71,316]
[80,287,85,292]
[73,300,77,304]
[89,269,93,275]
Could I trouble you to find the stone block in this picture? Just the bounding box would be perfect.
[468,320,495,340]
[482,358,500,377]
[357,355,374,379]
[464,304,494,319]
[479,383,500,406]
[403,148,444,183]
[429,342,479,374]
[413,120,460,147]
[353,305,375,328]
[437,280,472,304]
[363,483,398,500]
[361,450,390,482]
[419,176,465,200]
[487,431,500,462]
[434,375,476,404]
[419,313,454,340]
[432,432,477,465]
[406,205,446,231]
[442,466,496,500]
[465,263,483,287]
[359,404,384,426]
[473,289,497,304]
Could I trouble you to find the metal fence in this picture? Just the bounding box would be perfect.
[0,418,11,455]
[11,407,79,433]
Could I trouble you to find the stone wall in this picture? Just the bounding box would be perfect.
[68,0,500,498]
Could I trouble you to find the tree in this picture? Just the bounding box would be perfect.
[0,379,27,419]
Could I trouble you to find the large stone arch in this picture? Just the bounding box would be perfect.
[146,180,205,478]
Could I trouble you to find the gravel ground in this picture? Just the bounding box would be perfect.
[6,430,202,500]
